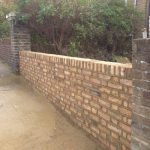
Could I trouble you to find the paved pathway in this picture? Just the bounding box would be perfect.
[0,60,100,150]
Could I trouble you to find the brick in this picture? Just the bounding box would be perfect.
[82,92,91,99]
[101,119,107,126]
[111,118,118,125]
[120,137,130,148]
[109,96,122,105]
[91,126,99,134]
[108,83,122,90]
[83,104,91,111]
[110,144,117,150]
[90,78,101,84]
[99,74,111,80]
[90,101,99,109]
[98,125,110,134]
[82,70,92,76]
[111,77,119,83]
[98,111,110,121]
[111,104,118,111]
[101,80,108,86]
[111,131,119,139]
[92,107,97,114]
[108,110,122,120]
[108,124,121,134]
[119,107,131,116]
[98,99,111,108]
[111,90,119,97]
[90,114,99,122]
[99,87,111,94]
[120,79,132,87]
[119,123,131,133]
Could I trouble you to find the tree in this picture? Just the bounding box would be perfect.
[15,0,143,60]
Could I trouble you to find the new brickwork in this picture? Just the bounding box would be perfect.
[19,51,133,150]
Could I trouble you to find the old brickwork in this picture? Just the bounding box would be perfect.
[10,24,31,72]
[0,38,11,63]
[20,51,133,150]
[131,39,150,150]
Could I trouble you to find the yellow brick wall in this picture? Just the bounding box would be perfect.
[19,51,133,150]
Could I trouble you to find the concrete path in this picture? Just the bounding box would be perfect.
[0,60,100,150]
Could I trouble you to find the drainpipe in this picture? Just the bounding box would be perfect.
[147,0,150,37]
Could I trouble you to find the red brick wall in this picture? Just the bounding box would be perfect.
[0,38,11,63]
[19,51,133,150]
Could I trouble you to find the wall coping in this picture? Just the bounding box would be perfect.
[20,51,132,68]
[20,51,132,79]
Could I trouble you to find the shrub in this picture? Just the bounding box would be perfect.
[0,3,15,38]
[15,0,143,60]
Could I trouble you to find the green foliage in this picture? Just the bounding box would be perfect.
[15,0,143,60]
[74,0,143,53]
[0,3,16,38]
[68,41,80,57]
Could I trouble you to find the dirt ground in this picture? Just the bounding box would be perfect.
[0,60,101,150]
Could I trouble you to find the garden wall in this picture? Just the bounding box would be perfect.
[19,51,133,150]
[0,38,11,63]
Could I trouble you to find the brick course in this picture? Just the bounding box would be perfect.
[19,51,133,150]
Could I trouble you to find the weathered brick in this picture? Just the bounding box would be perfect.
[108,124,121,134]
[109,96,122,105]
[98,111,110,121]
[82,92,91,99]
[119,107,131,116]
[91,126,99,134]
[99,74,111,80]
[111,131,119,139]
[98,99,111,108]
[120,79,132,86]
[90,78,101,84]
[83,104,91,111]
[111,104,119,111]
[92,107,97,114]
[90,101,99,109]
[119,123,131,133]
[108,83,122,90]
[90,114,99,122]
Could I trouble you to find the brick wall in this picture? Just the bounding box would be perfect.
[20,51,133,150]
[10,24,31,72]
[131,39,150,150]
[0,38,11,63]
